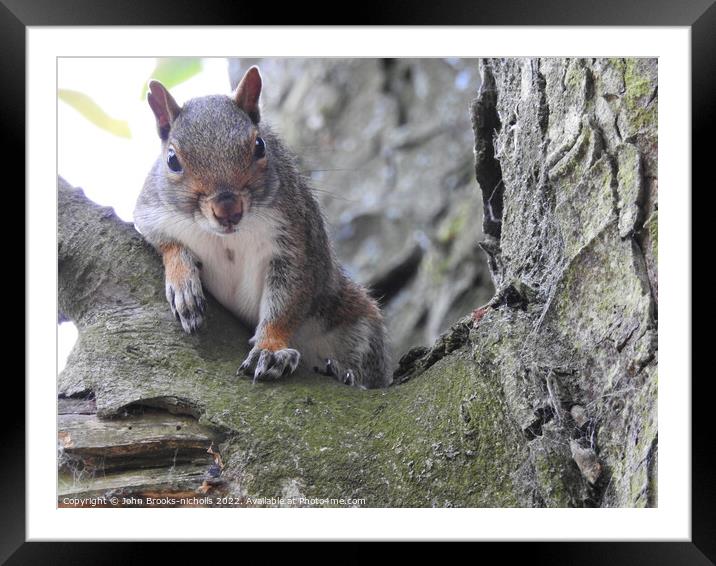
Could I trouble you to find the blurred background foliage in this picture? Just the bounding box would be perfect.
[59,58,204,138]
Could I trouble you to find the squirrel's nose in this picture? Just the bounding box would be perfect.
[211,193,243,227]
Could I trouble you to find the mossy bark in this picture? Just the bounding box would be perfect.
[57,180,534,507]
[464,58,658,507]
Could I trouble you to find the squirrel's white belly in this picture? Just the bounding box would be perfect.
[172,215,278,326]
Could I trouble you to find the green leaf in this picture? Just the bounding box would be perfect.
[58,89,131,138]
[141,58,203,98]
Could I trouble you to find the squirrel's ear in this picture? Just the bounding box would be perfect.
[233,66,262,124]
[147,80,181,140]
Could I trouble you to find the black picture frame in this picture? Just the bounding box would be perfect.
[10,0,710,562]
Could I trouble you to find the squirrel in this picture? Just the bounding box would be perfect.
[133,66,391,389]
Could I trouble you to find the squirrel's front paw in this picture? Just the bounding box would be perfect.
[238,347,300,383]
[315,358,357,387]
[166,272,206,334]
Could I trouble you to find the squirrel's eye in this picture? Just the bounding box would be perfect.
[167,146,182,172]
[254,136,266,160]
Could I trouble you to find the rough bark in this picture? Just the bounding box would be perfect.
[58,57,657,507]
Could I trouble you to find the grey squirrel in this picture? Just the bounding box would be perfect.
[133,66,391,389]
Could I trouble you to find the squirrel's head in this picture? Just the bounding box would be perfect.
[147,66,277,236]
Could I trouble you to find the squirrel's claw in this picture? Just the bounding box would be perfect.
[237,347,260,377]
[341,369,356,386]
[238,347,300,383]
[166,272,206,334]
[314,358,338,378]
[314,358,357,387]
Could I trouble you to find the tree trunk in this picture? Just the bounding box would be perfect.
[58,57,657,508]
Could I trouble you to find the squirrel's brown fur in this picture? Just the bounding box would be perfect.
[133,66,390,388]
